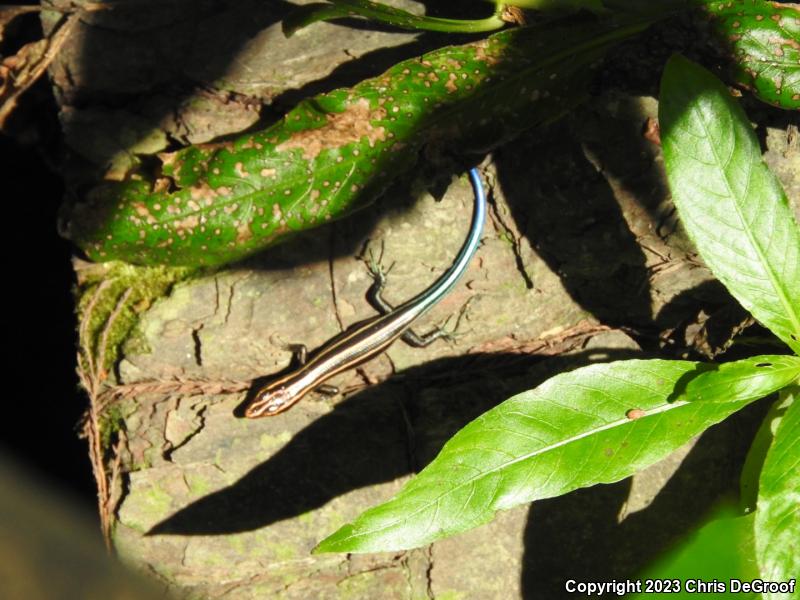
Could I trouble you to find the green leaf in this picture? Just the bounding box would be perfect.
[671,355,800,404]
[740,392,794,513]
[282,4,353,38]
[755,385,800,598]
[67,16,651,266]
[283,0,505,36]
[315,359,767,553]
[659,55,800,355]
[705,0,800,110]
[629,507,759,599]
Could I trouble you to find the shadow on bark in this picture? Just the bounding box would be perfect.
[493,117,656,331]
[148,346,645,536]
[519,399,768,599]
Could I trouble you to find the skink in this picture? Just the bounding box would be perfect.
[243,167,486,418]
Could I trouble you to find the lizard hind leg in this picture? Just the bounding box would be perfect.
[401,295,479,347]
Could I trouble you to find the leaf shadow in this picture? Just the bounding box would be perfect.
[65,0,478,181]
[64,0,499,268]
[665,362,717,403]
[493,112,659,333]
[148,346,644,537]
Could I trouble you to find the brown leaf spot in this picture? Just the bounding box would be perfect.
[474,42,500,66]
[236,222,253,243]
[196,140,236,153]
[190,184,217,202]
[445,73,458,93]
[771,36,800,52]
[158,151,179,170]
[174,214,200,233]
[276,98,387,160]
[131,202,158,224]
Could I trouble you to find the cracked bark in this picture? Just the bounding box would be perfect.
[53,2,800,597]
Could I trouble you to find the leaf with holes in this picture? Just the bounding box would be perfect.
[755,386,800,598]
[64,16,653,267]
[704,0,800,110]
[672,355,800,404]
[659,55,800,355]
[315,358,793,553]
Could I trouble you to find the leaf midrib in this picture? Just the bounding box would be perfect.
[691,97,800,342]
[330,397,697,547]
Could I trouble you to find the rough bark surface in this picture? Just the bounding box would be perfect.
[49,0,800,597]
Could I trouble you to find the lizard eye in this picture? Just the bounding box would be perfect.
[264,388,291,412]
[245,386,290,418]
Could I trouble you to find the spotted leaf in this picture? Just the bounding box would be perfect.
[315,358,789,553]
[65,16,652,266]
[705,0,800,110]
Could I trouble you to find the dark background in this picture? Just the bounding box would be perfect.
[1,2,795,592]
[1,24,97,514]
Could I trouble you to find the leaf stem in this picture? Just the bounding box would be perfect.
[326,0,507,33]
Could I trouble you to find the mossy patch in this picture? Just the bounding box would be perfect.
[76,261,200,381]
[98,402,126,450]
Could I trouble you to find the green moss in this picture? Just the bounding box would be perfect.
[141,484,175,521]
[98,403,126,450]
[185,472,213,496]
[121,327,152,358]
[498,231,515,245]
[259,430,292,454]
[336,570,375,598]
[119,483,174,533]
[227,535,247,555]
[436,591,467,600]
[297,510,315,525]
[76,261,200,379]
[264,541,299,561]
